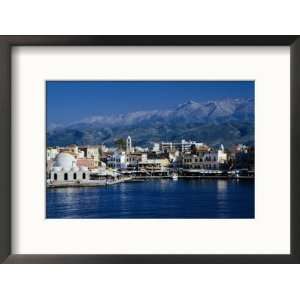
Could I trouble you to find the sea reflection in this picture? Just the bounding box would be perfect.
[216,180,230,217]
[217,180,228,194]
[47,179,254,219]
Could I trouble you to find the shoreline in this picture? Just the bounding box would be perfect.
[132,175,254,180]
[47,176,254,189]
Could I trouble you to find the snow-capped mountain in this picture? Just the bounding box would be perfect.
[47,98,254,147]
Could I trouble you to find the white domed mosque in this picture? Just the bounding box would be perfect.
[50,152,90,183]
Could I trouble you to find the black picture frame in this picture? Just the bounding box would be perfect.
[0,35,299,264]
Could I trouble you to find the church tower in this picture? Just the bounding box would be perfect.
[126,136,132,154]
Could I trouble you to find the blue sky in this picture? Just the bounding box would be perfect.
[47,81,254,125]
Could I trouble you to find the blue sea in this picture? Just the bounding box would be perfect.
[46,179,254,219]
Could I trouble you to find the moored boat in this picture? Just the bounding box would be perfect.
[171,173,178,180]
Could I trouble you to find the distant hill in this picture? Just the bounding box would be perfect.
[47,98,254,147]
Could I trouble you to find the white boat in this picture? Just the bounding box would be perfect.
[171,173,178,180]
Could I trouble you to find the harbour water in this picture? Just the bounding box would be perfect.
[46,179,254,219]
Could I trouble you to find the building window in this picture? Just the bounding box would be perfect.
[54,173,57,180]
[64,173,68,181]
[73,173,77,180]
[82,173,86,180]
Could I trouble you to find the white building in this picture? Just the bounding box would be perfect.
[181,144,227,170]
[107,151,128,170]
[202,144,227,169]
[180,140,205,152]
[152,143,160,152]
[161,142,174,152]
[47,148,59,160]
[79,146,100,164]
[49,152,90,183]
[160,140,205,152]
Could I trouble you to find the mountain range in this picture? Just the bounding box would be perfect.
[47,98,254,147]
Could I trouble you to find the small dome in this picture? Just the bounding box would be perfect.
[53,152,76,172]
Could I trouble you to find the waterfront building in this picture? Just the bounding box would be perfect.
[107,151,128,170]
[126,152,147,169]
[138,158,170,171]
[202,146,227,169]
[107,149,171,172]
[234,147,254,171]
[47,147,59,161]
[180,153,205,169]
[89,162,118,179]
[77,157,98,170]
[181,144,227,170]
[107,151,150,171]
[79,146,100,165]
[49,152,90,183]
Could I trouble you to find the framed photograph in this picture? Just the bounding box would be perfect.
[0,36,299,263]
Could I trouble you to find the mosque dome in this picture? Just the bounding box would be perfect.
[53,152,76,172]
